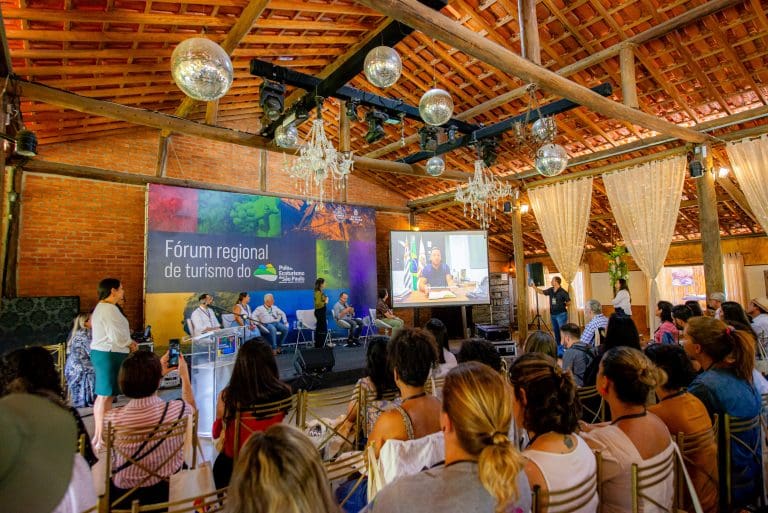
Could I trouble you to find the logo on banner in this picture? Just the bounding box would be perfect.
[254,263,278,282]
[278,264,306,284]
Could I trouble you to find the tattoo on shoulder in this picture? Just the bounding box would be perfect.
[564,436,574,449]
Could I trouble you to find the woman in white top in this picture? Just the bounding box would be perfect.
[90,278,136,447]
[611,278,631,316]
[508,353,598,513]
[580,347,674,513]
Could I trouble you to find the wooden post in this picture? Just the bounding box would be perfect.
[521,0,540,65]
[512,199,527,343]
[259,149,268,191]
[620,43,639,109]
[204,99,219,126]
[155,135,169,177]
[2,166,21,297]
[696,145,725,297]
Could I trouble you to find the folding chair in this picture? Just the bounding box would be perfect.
[295,309,331,353]
[532,464,598,513]
[298,383,360,459]
[721,413,764,511]
[44,342,66,397]
[231,395,298,463]
[325,451,366,507]
[577,385,606,423]
[111,488,228,513]
[630,445,676,513]
[369,308,392,336]
[104,410,197,510]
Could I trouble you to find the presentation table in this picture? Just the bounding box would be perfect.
[393,283,488,306]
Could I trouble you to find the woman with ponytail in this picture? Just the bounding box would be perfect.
[683,316,762,509]
[364,362,531,513]
[580,347,674,513]
[509,353,597,513]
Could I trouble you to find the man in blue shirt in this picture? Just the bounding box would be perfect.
[581,299,608,345]
[418,247,454,293]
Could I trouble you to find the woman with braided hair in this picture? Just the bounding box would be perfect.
[580,347,673,513]
[508,353,597,513]
[364,362,531,513]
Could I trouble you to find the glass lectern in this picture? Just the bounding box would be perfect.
[189,327,242,437]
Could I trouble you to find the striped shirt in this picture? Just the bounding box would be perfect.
[581,314,608,345]
[106,395,192,489]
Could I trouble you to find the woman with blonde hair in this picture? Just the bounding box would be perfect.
[64,313,96,408]
[365,362,531,513]
[580,347,673,513]
[226,424,339,513]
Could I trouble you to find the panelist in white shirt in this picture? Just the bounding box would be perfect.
[190,293,221,337]
[254,294,289,354]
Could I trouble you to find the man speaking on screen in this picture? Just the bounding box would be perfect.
[418,247,455,293]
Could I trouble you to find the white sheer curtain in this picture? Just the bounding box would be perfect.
[723,253,748,308]
[603,155,686,333]
[528,178,593,322]
[725,134,768,233]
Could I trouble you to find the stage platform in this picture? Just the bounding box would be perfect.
[276,343,367,391]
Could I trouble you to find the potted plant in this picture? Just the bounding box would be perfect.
[607,246,629,294]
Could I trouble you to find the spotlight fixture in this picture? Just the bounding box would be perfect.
[478,138,499,167]
[502,200,529,214]
[419,127,439,152]
[0,129,37,158]
[446,125,458,141]
[259,80,286,121]
[688,145,706,179]
[364,109,388,144]
[345,100,360,122]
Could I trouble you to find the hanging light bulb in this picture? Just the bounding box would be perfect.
[426,155,445,176]
[171,37,233,101]
[274,124,298,148]
[535,143,569,177]
[419,88,453,126]
[364,46,402,88]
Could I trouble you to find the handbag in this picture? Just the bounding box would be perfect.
[169,447,216,512]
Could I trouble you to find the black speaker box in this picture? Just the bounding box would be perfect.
[527,262,545,287]
[294,347,335,375]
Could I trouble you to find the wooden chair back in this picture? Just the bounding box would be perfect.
[531,464,598,513]
[232,394,297,463]
[44,342,67,396]
[576,385,606,423]
[673,416,718,511]
[721,413,764,510]
[111,488,228,513]
[630,445,676,513]
[299,384,360,457]
[325,451,366,507]
[359,387,400,439]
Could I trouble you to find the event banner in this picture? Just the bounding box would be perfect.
[145,184,377,347]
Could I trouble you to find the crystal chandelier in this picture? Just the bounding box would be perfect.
[288,100,354,205]
[455,149,513,230]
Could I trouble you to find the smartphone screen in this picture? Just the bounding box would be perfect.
[168,341,180,368]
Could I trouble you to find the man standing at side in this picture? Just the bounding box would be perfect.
[333,292,364,347]
[189,293,221,337]
[530,277,570,352]
[581,299,608,346]
[254,293,289,355]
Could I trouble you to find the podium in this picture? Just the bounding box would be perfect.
[188,327,242,437]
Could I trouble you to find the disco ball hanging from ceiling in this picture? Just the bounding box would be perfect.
[274,124,298,148]
[419,88,454,126]
[535,143,569,177]
[426,155,445,176]
[364,46,402,89]
[171,37,233,101]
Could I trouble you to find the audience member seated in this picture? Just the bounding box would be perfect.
[64,313,96,408]
[377,289,405,336]
[561,323,595,387]
[227,424,340,513]
[336,336,399,447]
[523,330,558,360]
[580,347,674,513]
[424,318,457,377]
[718,302,768,391]
[685,300,704,317]
[683,316,762,510]
[212,339,292,488]
[671,304,694,332]
[105,350,196,508]
[189,293,221,336]
[254,293,290,354]
[456,338,502,373]
[644,344,718,513]
[652,301,679,344]
[0,393,97,513]
[333,292,364,347]
[509,353,597,513]
[581,299,608,346]
[0,346,97,467]
[232,292,262,341]
[365,362,531,513]
[747,296,768,344]
[582,313,642,387]
[368,328,442,458]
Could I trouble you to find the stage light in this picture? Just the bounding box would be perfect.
[0,129,37,157]
[364,109,388,144]
[345,100,360,122]
[259,80,286,121]
[419,127,439,152]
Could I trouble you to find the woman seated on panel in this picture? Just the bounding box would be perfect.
[644,344,718,513]
[364,362,531,513]
[367,328,442,458]
[64,313,96,408]
[424,318,457,377]
[232,292,262,341]
[106,350,196,508]
[336,336,399,447]
[580,347,674,513]
[508,353,598,513]
[683,316,762,510]
[212,339,292,488]
[227,424,340,513]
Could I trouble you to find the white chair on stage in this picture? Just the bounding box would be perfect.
[295,309,331,352]
[369,308,392,336]
[332,308,353,345]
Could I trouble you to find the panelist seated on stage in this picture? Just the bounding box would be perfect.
[254,294,289,354]
[189,293,222,337]
[333,292,364,347]
[232,292,264,342]
[417,247,455,293]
